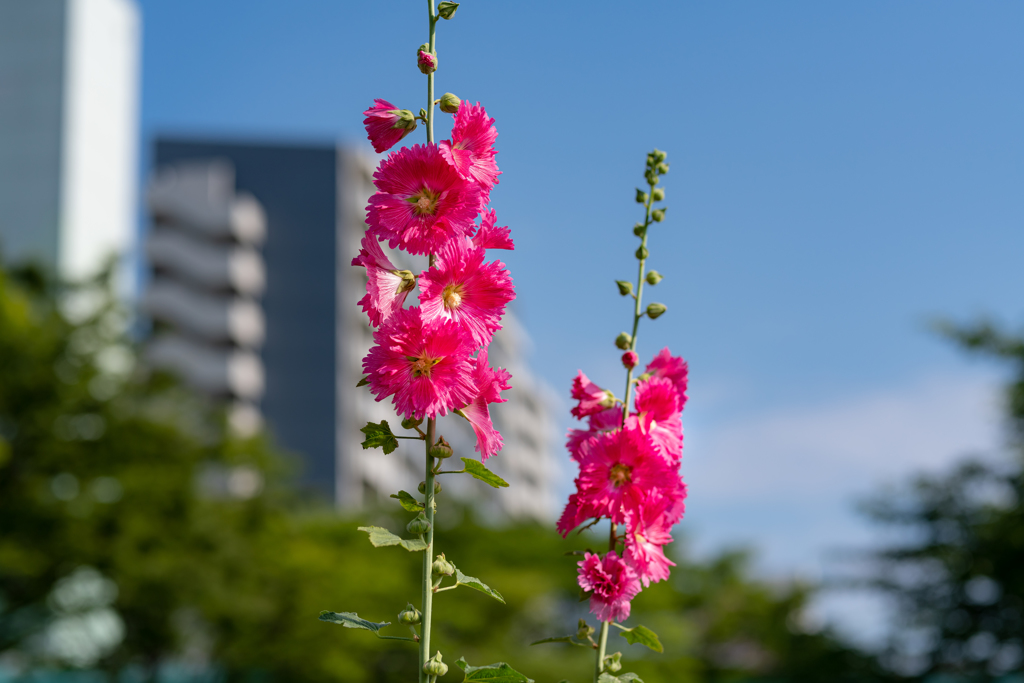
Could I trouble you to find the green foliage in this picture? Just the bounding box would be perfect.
[390,489,424,512]
[318,611,415,642]
[452,566,505,604]
[598,673,643,683]
[455,657,535,682]
[615,624,663,653]
[357,526,428,551]
[460,457,509,488]
[359,420,399,454]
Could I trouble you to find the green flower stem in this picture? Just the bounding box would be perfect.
[419,417,437,683]
[621,184,656,425]
[426,0,436,145]
[595,621,610,683]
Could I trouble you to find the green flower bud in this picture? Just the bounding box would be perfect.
[576,618,595,640]
[636,245,649,260]
[651,208,666,222]
[646,302,667,319]
[418,480,442,495]
[431,554,455,577]
[401,417,423,430]
[407,514,431,535]
[437,1,459,19]
[392,269,417,293]
[657,162,670,174]
[646,270,663,285]
[417,45,438,74]
[603,652,623,674]
[429,435,454,459]
[644,169,658,185]
[615,332,632,350]
[423,652,448,676]
[419,107,428,119]
[635,188,648,204]
[615,280,633,296]
[398,603,422,625]
[652,149,667,163]
[637,371,652,382]
[439,92,461,113]
[651,187,665,202]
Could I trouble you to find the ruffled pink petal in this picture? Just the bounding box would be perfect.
[367,143,482,256]
[438,102,500,195]
[472,209,514,251]
[634,376,683,463]
[458,347,512,461]
[577,551,641,623]
[571,371,616,419]
[624,491,686,587]
[362,99,413,154]
[420,238,515,348]
[644,348,689,410]
[351,233,411,327]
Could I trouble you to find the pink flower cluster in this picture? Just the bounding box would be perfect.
[357,99,514,460]
[560,349,689,621]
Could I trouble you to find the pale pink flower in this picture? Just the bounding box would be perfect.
[362,99,416,154]
[472,209,514,251]
[624,491,687,587]
[367,143,482,256]
[571,371,616,419]
[574,426,677,525]
[644,348,689,409]
[362,307,476,420]
[351,234,415,327]
[634,376,683,464]
[419,238,515,347]
[577,551,641,623]
[439,102,500,197]
[621,351,639,370]
[458,347,512,461]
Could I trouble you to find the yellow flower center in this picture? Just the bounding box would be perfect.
[408,355,441,378]
[408,188,440,216]
[608,463,632,487]
[442,283,464,310]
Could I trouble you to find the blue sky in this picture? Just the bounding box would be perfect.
[137,0,1024,641]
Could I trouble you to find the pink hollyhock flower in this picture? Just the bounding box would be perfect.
[565,407,621,463]
[575,426,677,525]
[472,209,514,251]
[417,49,437,74]
[362,307,476,420]
[624,491,687,587]
[419,238,515,347]
[367,143,482,256]
[556,493,581,537]
[362,99,416,154]
[644,348,689,409]
[577,551,641,623]
[621,351,639,370]
[458,347,512,461]
[634,376,683,463]
[439,102,500,196]
[571,371,616,419]
[351,234,415,327]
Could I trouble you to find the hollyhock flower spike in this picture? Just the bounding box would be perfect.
[571,371,617,419]
[367,143,482,256]
[362,99,417,154]
[457,347,512,461]
[419,237,515,347]
[472,209,514,251]
[577,552,641,623]
[439,102,500,197]
[351,234,416,327]
[362,307,476,420]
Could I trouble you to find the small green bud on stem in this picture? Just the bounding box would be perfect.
[633,223,645,237]
[407,514,432,535]
[437,1,459,20]
[429,435,453,459]
[398,603,422,625]
[635,188,648,204]
[651,208,666,222]
[439,92,461,113]
[646,302,667,319]
[615,280,633,296]
[636,245,649,260]
[652,187,665,201]
[423,651,448,676]
[417,45,437,74]
[646,270,663,285]
[419,480,442,495]
[615,332,632,350]
[431,554,455,577]
[401,417,423,430]
[603,652,623,673]
[657,162,670,174]
[577,618,596,640]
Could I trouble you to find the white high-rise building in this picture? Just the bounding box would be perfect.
[0,0,140,283]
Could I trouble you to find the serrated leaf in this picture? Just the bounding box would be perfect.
[619,624,663,653]
[355,376,369,387]
[455,657,534,682]
[454,567,505,603]
[357,526,428,552]
[360,420,399,454]
[529,636,591,649]
[389,490,424,512]
[460,457,509,488]
[598,674,643,683]
[318,611,416,642]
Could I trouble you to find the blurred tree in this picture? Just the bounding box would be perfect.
[0,265,884,682]
[860,323,1024,681]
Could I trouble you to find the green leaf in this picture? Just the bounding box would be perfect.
[357,526,428,552]
[460,457,509,488]
[318,611,417,642]
[389,490,424,512]
[529,636,591,649]
[454,566,505,603]
[455,657,534,682]
[355,376,369,387]
[618,624,663,653]
[360,420,398,454]
[598,674,643,683]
